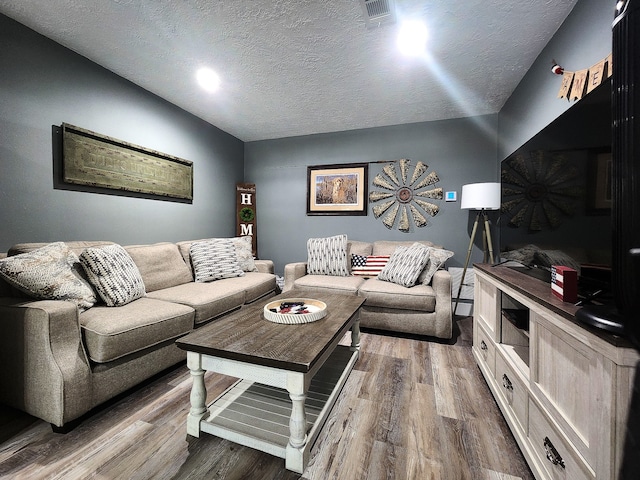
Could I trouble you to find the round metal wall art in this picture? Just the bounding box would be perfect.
[369,158,443,232]
[501,150,583,232]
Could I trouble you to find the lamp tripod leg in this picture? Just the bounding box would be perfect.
[454,211,481,316]
[482,210,495,265]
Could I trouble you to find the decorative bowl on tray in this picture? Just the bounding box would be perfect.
[263,298,327,324]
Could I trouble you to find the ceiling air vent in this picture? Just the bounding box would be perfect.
[359,0,396,29]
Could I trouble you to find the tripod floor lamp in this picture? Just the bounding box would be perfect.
[454,182,501,314]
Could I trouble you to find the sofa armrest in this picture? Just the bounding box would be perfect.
[430,269,453,336]
[431,269,452,298]
[0,298,92,427]
[283,262,308,292]
[255,259,274,274]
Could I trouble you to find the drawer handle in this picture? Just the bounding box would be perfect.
[502,374,513,391]
[480,340,488,351]
[543,436,565,469]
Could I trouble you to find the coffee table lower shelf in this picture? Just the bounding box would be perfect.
[194,345,357,473]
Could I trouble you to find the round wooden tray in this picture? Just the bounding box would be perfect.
[263,298,327,324]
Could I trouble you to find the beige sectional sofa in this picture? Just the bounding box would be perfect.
[0,239,276,430]
[284,239,453,339]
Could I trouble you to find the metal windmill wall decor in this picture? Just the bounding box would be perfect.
[369,158,443,232]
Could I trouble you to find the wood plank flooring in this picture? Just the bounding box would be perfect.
[0,317,533,479]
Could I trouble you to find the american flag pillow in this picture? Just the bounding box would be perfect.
[351,254,390,277]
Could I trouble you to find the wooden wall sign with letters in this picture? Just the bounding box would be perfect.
[236,183,257,257]
[62,123,193,200]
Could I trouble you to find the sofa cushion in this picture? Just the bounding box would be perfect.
[378,243,431,287]
[420,248,455,285]
[348,240,373,257]
[372,240,437,256]
[307,234,349,276]
[533,249,581,274]
[145,281,246,325]
[0,242,97,311]
[80,297,194,363]
[293,274,364,295]
[358,278,436,312]
[79,244,146,307]
[190,239,245,282]
[125,243,193,292]
[500,244,541,265]
[176,239,202,275]
[351,254,390,277]
[209,272,276,303]
[176,237,258,276]
[7,240,115,257]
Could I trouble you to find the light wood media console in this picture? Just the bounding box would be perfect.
[472,264,639,479]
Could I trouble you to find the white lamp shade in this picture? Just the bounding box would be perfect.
[460,182,501,210]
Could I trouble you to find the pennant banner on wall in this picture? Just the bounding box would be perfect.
[236,183,258,258]
[557,53,612,101]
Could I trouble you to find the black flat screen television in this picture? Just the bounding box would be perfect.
[499,0,640,349]
[499,77,613,303]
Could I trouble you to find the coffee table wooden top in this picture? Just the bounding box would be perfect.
[176,289,364,373]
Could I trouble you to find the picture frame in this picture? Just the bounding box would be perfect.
[62,123,193,200]
[307,163,368,215]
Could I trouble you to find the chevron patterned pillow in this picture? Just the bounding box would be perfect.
[378,243,431,287]
[190,239,245,282]
[79,244,146,306]
[307,234,349,276]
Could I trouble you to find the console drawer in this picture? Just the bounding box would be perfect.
[528,399,594,480]
[495,351,527,433]
[475,322,495,375]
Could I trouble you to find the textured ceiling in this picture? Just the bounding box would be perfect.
[0,0,579,142]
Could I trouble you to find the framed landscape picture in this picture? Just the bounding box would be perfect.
[307,163,368,215]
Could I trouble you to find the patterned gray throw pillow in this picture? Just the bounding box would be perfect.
[307,234,349,277]
[190,239,245,282]
[0,242,97,311]
[420,247,455,285]
[79,244,146,306]
[379,242,431,287]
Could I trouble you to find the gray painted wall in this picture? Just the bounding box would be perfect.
[498,0,613,159]
[0,14,244,252]
[0,0,613,274]
[246,0,614,275]
[245,116,499,274]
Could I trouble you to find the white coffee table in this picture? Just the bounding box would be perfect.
[176,290,364,473]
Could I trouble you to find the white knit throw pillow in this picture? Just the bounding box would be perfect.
[232,236,258,272]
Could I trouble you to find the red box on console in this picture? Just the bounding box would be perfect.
[551,265,578,303]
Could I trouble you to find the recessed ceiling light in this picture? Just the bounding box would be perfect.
[397,20,428,57]
[196,68,221,93]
